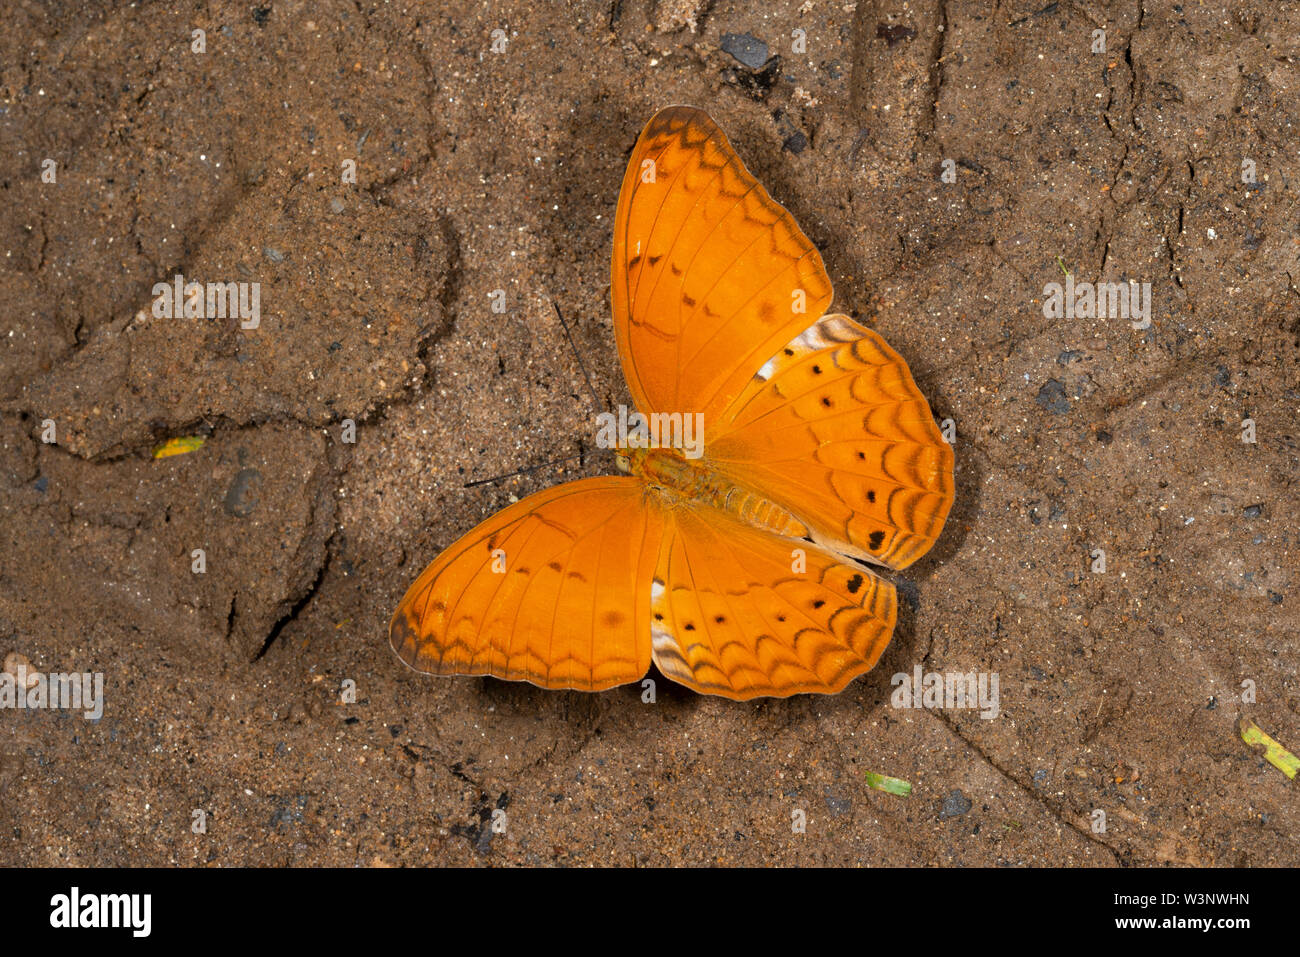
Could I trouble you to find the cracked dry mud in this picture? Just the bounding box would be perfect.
[1,0,1297,866]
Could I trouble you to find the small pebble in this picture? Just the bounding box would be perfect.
[720,32,768,69]
[824,789,851,817]
[3,652,38,689]
[1035,379,1070,414]
[224,467,263,517]
[877,23,918,46]
[940,790,972,817]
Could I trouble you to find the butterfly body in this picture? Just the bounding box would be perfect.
[619,445,811,540]
[390,107,954,699]
[618,445,708,495]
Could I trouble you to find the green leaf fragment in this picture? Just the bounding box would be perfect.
[1240,718,1299,780]
[864,772,912,796]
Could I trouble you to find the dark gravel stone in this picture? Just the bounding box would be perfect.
[877,23,917,46]
[824,789,852,817]
[783,131,809,154]
[1036,379,1071,414]
[224,467,263,517]
[941,790,973,817]
[721,32,769,69]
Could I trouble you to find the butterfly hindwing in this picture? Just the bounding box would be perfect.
[650,500,897,700]
[390,478,663,691]
[708,314,955,569]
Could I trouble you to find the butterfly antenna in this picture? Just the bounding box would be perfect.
[552,302,607,412]
[463,446,588,489]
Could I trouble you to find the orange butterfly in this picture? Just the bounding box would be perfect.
[390,107,954,700]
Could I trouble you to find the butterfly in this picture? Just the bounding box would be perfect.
[389,106,954,700]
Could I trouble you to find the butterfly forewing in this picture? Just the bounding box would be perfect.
[611,106,834,421]
[390,478,663,691]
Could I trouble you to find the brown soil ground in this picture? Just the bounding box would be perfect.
[1,0,1297,866]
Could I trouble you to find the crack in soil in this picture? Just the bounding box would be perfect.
[917,632,1123,862]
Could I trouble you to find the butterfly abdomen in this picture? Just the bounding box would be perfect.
[718,484,808,540]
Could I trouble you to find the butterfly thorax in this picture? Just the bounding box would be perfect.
[620,445,701,491]
[618,446,808,539]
